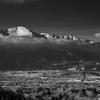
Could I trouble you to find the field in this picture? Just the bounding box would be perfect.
[0,70,100,100]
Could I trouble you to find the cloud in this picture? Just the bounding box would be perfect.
[0,0,40,4]
[94,32,100,38]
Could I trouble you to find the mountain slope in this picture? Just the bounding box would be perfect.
[0,26,99,70]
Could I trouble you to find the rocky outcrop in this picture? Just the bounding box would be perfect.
[7,26,32,37]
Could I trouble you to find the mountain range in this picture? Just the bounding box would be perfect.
[0,26,99,70]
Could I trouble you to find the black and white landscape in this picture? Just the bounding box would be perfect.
[0,26,99,70]
[0,26,100,100]
[0,0,100,100]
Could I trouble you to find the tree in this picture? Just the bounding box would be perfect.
[76,61,93,89]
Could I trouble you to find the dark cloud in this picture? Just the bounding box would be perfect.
[0,0,40,4]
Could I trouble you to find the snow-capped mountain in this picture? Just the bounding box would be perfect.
[40,32,78,40]
[0,26,98,70]
[7,26,32,37]
[0,26,94,44]
[0,26,32,37]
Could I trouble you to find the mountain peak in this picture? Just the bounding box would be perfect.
[0,26,32,37]
[0,26,95,44]
[7,26,32,37]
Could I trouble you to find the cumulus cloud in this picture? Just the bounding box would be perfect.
[0,0,40,4]
[94,32,100,38]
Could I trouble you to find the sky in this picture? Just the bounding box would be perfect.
[0,0,100,34]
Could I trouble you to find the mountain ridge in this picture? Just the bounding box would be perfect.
[0,26,94,44]
[0,26,99,70]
